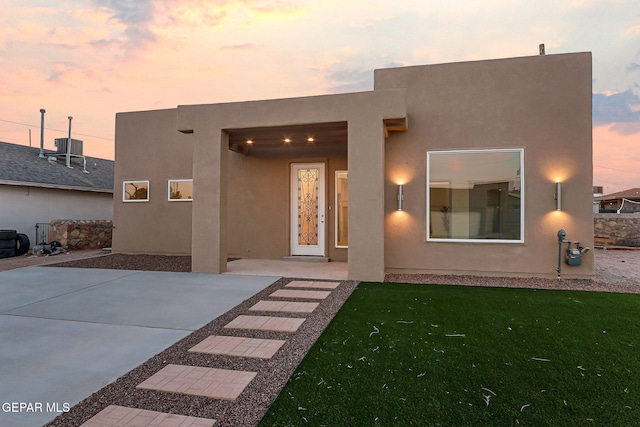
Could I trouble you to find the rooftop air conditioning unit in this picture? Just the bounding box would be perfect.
[54,138,83,156]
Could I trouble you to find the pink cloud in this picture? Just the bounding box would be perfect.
[593,125,640,194]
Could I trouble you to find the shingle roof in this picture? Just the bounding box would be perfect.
[594,187,640,202]
[0,141,113,193]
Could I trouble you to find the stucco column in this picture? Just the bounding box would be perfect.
[190,125,228,274]
[347,116,386,282]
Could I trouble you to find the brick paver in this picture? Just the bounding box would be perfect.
[189,335,286,359]
[270,289,331,300]
[80,404,215,426]
[249,300,319,313]
[285,280,340,289]
[224,315,305,332]
[137,364,256,400]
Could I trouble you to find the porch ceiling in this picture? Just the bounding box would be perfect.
[227,122,347,154]
[227,117,407,154]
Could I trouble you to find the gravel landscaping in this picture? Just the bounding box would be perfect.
[48,248,640,292]
[40,248,640,426]
[44,276,358,427]
[48,253,192,272]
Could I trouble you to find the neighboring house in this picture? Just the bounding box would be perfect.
[0,141,114,245]
[113,52,594,280]
[595,188,640,212]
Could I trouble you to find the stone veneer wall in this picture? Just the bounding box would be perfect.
[594,213,640,247]
[49,219,113,250]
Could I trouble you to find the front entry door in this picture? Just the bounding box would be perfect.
[291,163,325,256]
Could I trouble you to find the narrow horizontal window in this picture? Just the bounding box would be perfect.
[123,180,149,202]
[168,179,193,201]
[427,149,524,243]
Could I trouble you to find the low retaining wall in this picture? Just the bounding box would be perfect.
[594,213,640,247]
[49,219,113,250]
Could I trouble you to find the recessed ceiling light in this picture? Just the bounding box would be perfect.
[284,138,291,143]
[246,139,253,144]
[307,137,314,142]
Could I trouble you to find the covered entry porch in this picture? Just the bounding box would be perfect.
[177,90,406,281]
[225,122,349,263]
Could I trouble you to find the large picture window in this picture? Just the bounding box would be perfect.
[427,149,523,242]
[123,180,149,202]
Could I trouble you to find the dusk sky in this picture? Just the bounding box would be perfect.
[1,0,638,194]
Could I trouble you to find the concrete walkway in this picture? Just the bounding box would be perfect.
[80,279,345,426]
[225,258,347,280]
[0,267,278,427]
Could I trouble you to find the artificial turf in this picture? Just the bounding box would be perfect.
[260,282,640,426]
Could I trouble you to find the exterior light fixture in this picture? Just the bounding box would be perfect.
[307,137,314,142]
[554,182,562,210]
[397,184,404,210]
[284,138,291,143]
[246,139,253,144]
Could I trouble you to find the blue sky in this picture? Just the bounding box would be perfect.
[0,0,638,193]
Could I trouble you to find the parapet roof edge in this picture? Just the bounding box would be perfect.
[176,88,384,110]
[374,51,592,74]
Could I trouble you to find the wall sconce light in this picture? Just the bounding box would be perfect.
[397,185,404,210]
[554,182,562,210]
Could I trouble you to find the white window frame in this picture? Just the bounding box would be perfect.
[426,148,524,243]
[335,170,348,248]
[168,179,193,202]
[122,180,150,202]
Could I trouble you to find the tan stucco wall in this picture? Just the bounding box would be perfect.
[378,53,594,279]
[112,108,194,255]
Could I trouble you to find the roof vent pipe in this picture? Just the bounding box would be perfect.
[39,109,46,158]
[66,116,73,168]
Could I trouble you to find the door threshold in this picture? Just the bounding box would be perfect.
[283,256,330,263]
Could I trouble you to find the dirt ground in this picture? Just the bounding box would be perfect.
[0,249,106,272]
[593,248,640,286]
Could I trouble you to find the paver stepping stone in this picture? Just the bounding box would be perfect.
[80,404,215,426]
[137,364,256,400]
[224,315,305,332]
[249,300,319,313]
[189,335,286,359]
[270,289,331,300]
[285,280,340,289]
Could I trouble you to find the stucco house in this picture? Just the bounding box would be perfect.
[0,141,114,245]
[113,52,594,281]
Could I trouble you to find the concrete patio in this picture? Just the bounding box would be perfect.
[224,258,347,280]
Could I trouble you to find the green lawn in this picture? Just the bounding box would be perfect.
[260,283,640,426]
